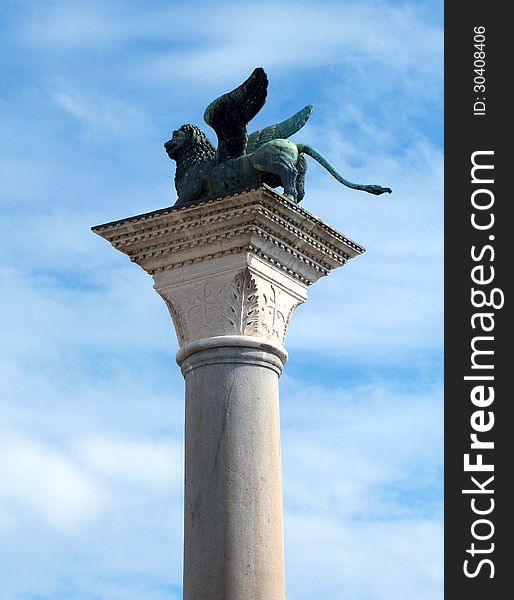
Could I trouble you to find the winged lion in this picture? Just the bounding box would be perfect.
[164,67,391,207]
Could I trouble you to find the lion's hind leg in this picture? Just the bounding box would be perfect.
[250,140,300,201]
[276,160,298,201]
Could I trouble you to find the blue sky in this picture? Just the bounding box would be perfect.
[0,1,443,599]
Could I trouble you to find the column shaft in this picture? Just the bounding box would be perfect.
[180,343,286,600]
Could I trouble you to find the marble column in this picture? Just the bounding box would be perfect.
[92,185,364,600]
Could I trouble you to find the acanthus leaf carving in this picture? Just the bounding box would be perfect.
[226,271,260,335]
[162,296,188,346]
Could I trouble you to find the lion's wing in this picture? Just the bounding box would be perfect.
[246,104,314,154]
[203,67,268,162]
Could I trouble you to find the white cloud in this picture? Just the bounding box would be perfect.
[130,2,442,89]
[15,1,442,93]
[279,376,442,599]
[76,436,183,488]
[52,88,154,140]
[0,437,104,533]
[17,3,130,48]
[281,377,443,517]
[285,515,443,600]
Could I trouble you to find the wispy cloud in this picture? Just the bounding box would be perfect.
[52,87,155,141]
[0,436,104,533]
[286,516,443,600]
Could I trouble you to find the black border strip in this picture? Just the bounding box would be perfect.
[445,4,509,598]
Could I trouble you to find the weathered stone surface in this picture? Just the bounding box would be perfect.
[181,343,285,600]
[92,187,364,600]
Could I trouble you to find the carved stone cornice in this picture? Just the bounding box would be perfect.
[92,186,364,348]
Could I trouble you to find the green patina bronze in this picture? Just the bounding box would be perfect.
[164,67,392,206]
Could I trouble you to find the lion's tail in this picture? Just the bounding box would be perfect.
[295,143,392,196]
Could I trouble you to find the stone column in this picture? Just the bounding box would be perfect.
[92,185,364,600]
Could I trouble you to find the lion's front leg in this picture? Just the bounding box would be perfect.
[176,168,209,205]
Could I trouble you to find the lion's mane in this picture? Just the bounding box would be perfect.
[174,124,216,185]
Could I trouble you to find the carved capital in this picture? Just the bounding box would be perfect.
[155,259,305,347]
[92,186,364,349]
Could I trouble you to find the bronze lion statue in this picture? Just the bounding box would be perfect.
[165,68,391,207]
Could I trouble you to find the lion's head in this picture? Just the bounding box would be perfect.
[164,124,216,162]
